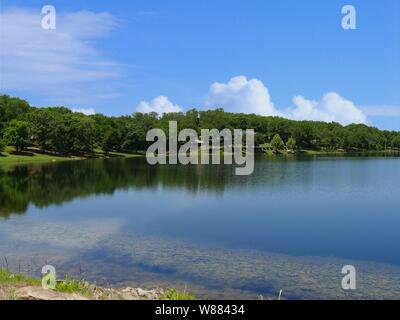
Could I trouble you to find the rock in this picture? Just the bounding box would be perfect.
[120,287,164,300]
[120,287,139,300]
[16,286,89,300]
[13,285,164,300]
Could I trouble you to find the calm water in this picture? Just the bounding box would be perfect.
[0,156,400,299]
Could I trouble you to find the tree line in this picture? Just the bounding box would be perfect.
[1,94,399,155]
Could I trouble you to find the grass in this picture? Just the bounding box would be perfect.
[54,278,94,298]
[0,269,93,299]
[299,149,346,155]
[259,146,400,156]
[0,146,143,167]
[162,288,196,300]
[0,147,79,165]
[0,269,40,300]
[0,269,40,287]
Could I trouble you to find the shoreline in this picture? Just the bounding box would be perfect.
[0,269,195,300]
[1,147,399,167]
[0,147,143,167]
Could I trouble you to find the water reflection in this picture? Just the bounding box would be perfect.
[2,155,399,219]
[0,158,230,218]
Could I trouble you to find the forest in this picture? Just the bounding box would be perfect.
[1,94,400,156]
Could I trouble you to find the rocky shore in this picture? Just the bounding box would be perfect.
[15,285,164,300]
[0,269,194,300]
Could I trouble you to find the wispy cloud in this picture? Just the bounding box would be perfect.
[360,105,400,117]
[0,7,121,104]
[71,108,96,115]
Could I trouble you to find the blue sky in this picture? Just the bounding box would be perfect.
[1,0,399,130]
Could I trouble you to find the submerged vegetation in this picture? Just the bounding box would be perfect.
[0,94,399,164]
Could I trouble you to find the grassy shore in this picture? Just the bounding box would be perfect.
[0,269,195,300]
[0,147,143,167]
[1,145,397,167]
[261,148,400,156]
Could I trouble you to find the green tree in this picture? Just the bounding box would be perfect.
[120,112,158,152]
[27,108,56,151]
[4,120,30,152]
[1,94,400,156]
[270,134,285,153]
[286,137,297,151]
[391,135,400,149]
[48,112,96,154]
[0,95,30,135]
[121,125,144,151]
[102,129,120,154]
[0,139,6,154]
[70,115,96,153]
[254,133,266,147]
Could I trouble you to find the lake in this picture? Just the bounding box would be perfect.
[0,155,400,299]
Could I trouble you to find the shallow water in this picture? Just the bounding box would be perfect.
[0,156,399,299]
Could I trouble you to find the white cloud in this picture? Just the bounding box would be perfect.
[286,93,367,125]
[71,108,96,115]
[136,96,182,114]
[205,76,279,116]
[204,76,367,125]
[0,8,120,103]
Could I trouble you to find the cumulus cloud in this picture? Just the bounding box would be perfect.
[137,76,368,125]
[205,76,279,116]
[71,108,96,115]
[203,76,367,125]
[0,7,120,103]
[286,93,367,125]
[136,96,182,114]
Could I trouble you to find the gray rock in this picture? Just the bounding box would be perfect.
[16,287,89,300]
